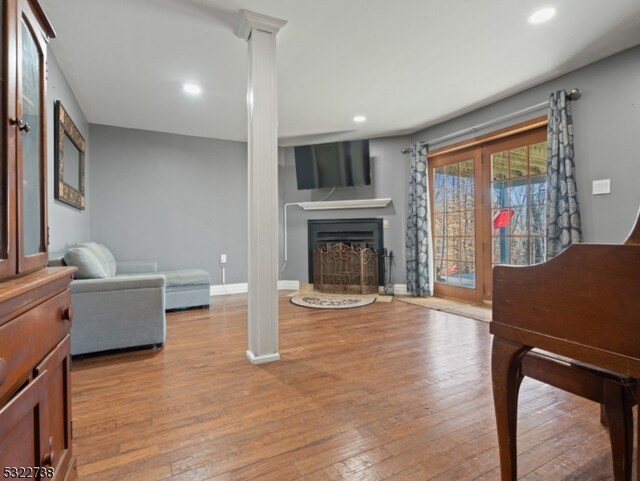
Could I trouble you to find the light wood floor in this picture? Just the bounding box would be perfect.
[71,293,630,481]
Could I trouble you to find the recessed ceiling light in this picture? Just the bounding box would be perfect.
[528,7,556,24]
[353,115,366,123]
[183,83,202,95]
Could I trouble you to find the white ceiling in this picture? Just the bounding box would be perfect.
[41,0,640,147]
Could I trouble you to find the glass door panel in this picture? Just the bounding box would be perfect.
[433,158,476,290]
[21,18,43,256]
[490,141,547,267]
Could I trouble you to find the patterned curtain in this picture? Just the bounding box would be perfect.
[405,143,432,296]
[546,90,582,259]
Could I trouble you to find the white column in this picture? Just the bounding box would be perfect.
[237,11,286,364]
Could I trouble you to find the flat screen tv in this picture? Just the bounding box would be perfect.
[294,139,370,190]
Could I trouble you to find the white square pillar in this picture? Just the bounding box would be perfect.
[238,11,286,364]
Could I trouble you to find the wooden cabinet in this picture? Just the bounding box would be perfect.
[0,269,76,480]
[1,0,54,280]
[0,1,76,479]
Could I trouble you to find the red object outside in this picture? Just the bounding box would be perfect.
[493,209,514,229]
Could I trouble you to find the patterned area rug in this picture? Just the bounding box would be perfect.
[290,293,377,309]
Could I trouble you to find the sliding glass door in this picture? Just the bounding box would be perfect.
[429,124,547,302]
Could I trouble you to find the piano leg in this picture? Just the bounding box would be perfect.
[491,337,530,481]
[603,379,634,481]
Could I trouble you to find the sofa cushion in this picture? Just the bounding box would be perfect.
[64,247,109,279]
[96,243,118,276]
[162,269,210,287]
[79,242,116,277]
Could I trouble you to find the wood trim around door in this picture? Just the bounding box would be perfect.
[428,116,548,159]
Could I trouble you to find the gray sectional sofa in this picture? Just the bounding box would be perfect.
[53,242,211,356]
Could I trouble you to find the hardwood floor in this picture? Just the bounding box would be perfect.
[71,293,629,480]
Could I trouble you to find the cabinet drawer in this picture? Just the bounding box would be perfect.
[0,291,72,402]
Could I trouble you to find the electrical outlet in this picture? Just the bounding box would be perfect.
[220,254,227,264]
[592,179,611,195]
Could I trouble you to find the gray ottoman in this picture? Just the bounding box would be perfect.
[161,269,211,310]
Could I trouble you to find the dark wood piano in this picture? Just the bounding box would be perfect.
[490,212,640,480]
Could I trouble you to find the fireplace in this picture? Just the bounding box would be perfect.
[313,242,378,294]
[308,219,384,293]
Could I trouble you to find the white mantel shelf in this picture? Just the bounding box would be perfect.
[297,198,392,211]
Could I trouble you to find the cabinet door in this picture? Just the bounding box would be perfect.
[34,335,73,480]
[0,370,47,474]
[16,0,48,274]
[0,0,19,279]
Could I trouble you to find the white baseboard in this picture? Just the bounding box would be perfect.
[210,280,300,297]
[392,284,408,295]
[210,283,248,296]
[246,350,280,364]
[277,280,300,291]
[210,281,402,296]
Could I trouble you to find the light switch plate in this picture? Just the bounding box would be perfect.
[592,179,611,195]
[383,219,389,228]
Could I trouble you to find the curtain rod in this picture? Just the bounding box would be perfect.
[400,88,580,153]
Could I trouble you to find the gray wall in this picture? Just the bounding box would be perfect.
[47,52,91,253]
[88,125,247,284]
[279,135,411,284]
[412,45,640,244]
[50,45,639,287]
[281,45,640,286]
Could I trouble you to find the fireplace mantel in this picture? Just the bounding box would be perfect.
[297,198,391,211]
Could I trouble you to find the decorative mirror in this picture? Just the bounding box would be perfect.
[54,100,85,210]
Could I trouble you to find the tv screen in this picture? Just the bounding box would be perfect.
[294,139,371,190]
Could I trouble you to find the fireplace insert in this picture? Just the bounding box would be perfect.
[308,218,384,286]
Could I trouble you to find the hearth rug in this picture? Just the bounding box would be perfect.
[290,293,377,309]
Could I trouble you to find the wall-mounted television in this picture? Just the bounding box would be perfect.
[294,139,371,190]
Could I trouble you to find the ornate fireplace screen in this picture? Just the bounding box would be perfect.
[313,242,379,294]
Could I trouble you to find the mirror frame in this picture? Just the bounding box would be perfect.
[54,100,85,210]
